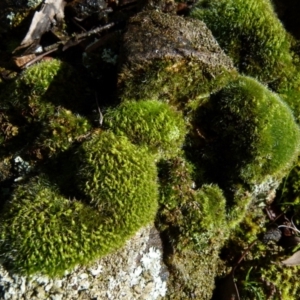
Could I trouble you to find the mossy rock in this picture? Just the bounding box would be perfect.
[118,10,237,108]
[194,76,300,186]
[104,100,187,157]
[75,131,158,231]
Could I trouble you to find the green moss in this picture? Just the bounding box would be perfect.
[118,10,237,108]
[75,131,158,230]
[226,186,253,230]
[276,157,300,207]
[0,59,92,155]
[157,159,230,299]
[0,152,157,277]
[191,0,300,123]
[259,261,300,299]
[191,0,295,84]
[0,176,121,276]
[104,100,187,157]
[2,59,88,120]
[198,76,300,185]
[0,111,19,145]
[157,156,196,209]
[37,107,92,154]
[220,201,300,300]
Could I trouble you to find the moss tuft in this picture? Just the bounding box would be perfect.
[191,0,294,84]
[75,131,158,230]
[2,59,89,119]
[0,177,115,276]
[0,59,92,155]
[37,107,92,154]
[197,76,300,185]
[0,162,157,277]
[104,100,187,156]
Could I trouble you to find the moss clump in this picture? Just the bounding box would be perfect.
[0,161,157,277]
[197,76,300,186]
[1,59,89,120]
[118,10,236,107]
[191,0,295,84]
[157,158,230,299]
[0,59,92,155]
[104,100,187,156]
[259,260,300,299]
[157,157,196,209]
[0,177,121,276]
[191,0,300,122]
[162,184,229,299]
[218,200,300,300]
[0,111,19,145]
[75,131,158,230]
[37,107,92,153]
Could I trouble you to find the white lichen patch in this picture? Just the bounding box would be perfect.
[6,12,15,26]
[251,175,280,205]
[27,0,43,8]
[0,224,168,300]
[101,49,118,65]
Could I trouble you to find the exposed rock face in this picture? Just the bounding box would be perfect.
[0,224,168,300]
[118,10,237,106]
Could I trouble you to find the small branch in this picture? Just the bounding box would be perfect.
[22,48,58,69]
[231,240,258,274]
[62,22,116,51]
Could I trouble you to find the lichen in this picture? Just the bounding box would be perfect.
[27,0,42,8]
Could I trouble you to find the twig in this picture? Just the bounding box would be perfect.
[22,48,58,69]
[231,240,257,274]
[228,240,258,300]
[62,22,116,51]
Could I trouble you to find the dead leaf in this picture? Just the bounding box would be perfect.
[13,54,37,68]
[282,250,300,266]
